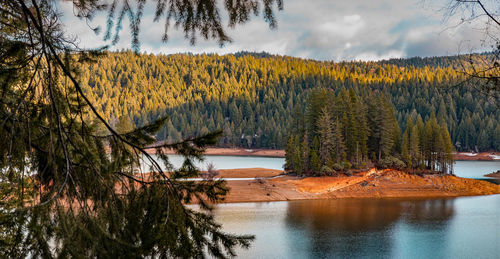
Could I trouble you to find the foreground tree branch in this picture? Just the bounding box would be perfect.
[0,0,282,257]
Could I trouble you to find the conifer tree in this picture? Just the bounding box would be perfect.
[380,96,397,159]
[301,131,310,173]
[317,107,334,165]
[307,88,330,138]
[441,123,455,174]
[402,119,414,168]
[345,93,358,162]
[285,135,296,170]
[354,100,369,163]
[310,150,322,173]
[415,116,426,168]
[424,113,441,170]
[0,0,283,257]
[284,88,456,175]
[332,119,347,163]
[293,135,305,175]
[367,94,396,161]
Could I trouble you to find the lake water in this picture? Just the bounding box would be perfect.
[150,155,498,179]
[213,196,500,258]
[182,157,499,258]
[141,154,286,172]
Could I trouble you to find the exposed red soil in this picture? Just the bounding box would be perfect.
[216,168,283,178]
[220,168,500,203]
[454,151,500,161]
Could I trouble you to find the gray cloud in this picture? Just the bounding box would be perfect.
[59,0,489,61]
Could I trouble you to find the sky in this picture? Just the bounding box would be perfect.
[59,0,490,61]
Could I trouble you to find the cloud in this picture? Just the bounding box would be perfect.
[59,0,488,61]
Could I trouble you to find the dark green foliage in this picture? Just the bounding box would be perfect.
[317,107,335,165]
[402,119,420,168]
[285,89,456,175]
[378,156,406,170]
[0,0,286,257]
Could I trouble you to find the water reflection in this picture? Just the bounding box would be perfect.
[402,199,454,223]
[284,198,455,258]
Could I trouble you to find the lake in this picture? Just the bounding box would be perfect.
[142,154,286,171]
[178,157,498,258]
[150,155,498,179]
[213,196,500,258]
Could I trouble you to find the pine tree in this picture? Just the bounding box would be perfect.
[424,113,441,170]
[317,107,334,165]
[441,123,455,174]
[416,116,426,168]
[307,88,330,138]
[332,118,346,163]
[293,135,305,175]
[402,119,414,168]
[301,131,310,173]
[354,100,369,164]
[345,92,359,162]
[368,94,396,161]
[0,0,283,257]
[285,135,296,170]
[380,96,397,159]
[310,150,322,173]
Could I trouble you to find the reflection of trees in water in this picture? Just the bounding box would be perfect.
[402,198,455,224]
[286,199,402,232]
[285,199,402,258]
[284,198,456,258]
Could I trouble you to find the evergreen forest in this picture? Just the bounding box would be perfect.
[284,88,455,175]
[76,51,499,151]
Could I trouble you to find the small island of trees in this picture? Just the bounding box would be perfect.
[285,88,455,175]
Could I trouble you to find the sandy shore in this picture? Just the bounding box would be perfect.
[215,168,500,203]
[454,152,500,161]
[216,168,284,178]
[146,147,499,161]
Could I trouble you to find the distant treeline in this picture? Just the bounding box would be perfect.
[77,51,499,151]
[285,88,455,175]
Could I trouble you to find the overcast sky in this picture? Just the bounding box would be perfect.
[60,0,489,61]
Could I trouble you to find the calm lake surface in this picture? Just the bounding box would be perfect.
[143,154,286,171]
[213,196,500,258]
[156,155,498,179]
[181,157,499,258]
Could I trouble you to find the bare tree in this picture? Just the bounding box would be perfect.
[202,162,220,180]
[445,0,500,103]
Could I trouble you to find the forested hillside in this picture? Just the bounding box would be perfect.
[77,51,499,151]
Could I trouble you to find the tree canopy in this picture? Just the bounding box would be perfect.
[73,51,499,152]
[285,88,455,176]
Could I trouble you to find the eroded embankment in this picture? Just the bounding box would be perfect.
[219,168,500,203]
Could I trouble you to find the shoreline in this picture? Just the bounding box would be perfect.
[207,168,500,204]
[146,147,285,157]
[485,171,500,178]
[147,147,500,161]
